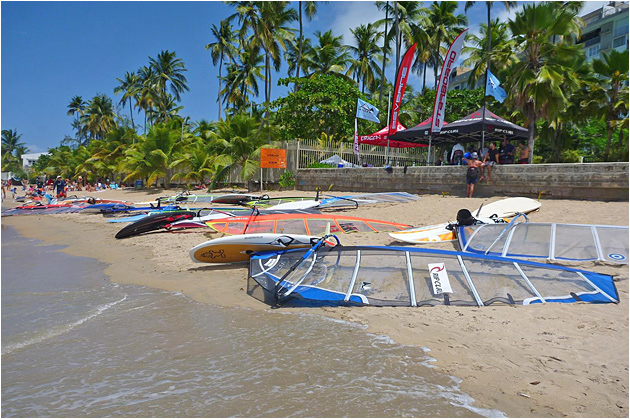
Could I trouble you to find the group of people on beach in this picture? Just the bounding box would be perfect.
[2,175,123,203]
[445,136,530,198]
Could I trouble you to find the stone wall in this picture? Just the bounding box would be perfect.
[296,162,629,201]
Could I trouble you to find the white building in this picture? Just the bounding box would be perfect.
[578,1,629,61]
[21,152,48,169]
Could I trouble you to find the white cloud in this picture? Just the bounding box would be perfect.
[328,1,381,45]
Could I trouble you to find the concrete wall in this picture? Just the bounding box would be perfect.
[296,162,629,201]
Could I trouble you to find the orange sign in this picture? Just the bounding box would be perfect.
[260,148,286,169]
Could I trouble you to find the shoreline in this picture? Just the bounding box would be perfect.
[2,188,628,417]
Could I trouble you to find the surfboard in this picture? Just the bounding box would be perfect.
[473,197,541,218]
[389,197,541,244]
[389,217,507,243]
[189,233,320,263]
[266,200,321,210]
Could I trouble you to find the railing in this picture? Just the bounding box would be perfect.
[295,139,428,169]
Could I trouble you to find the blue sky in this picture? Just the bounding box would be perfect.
[1,1,604,153]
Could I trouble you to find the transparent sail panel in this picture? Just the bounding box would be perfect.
[519,265,596,303]
[409,254,477,306]
[505,224,551,258]
[554,224,598,261]
[351,250,411,306]
[276,219,308,235]
[460,258,537,305]
[597,226,630,264]
[461,223,629,264]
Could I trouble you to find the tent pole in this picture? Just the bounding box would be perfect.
[386,92,391,165]
[481,5,492,152]
[428,134,433,166]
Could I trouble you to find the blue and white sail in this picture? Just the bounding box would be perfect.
[458,222,629,264]
[249,245,619,307]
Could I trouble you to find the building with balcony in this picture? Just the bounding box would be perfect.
[578,1,629,61]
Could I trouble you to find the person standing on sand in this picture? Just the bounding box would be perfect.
[465,152,483,198]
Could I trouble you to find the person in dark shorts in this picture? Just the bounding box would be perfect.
[480,142,498,182]
[465,152,483,198]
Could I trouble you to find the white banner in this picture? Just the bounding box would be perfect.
[428,263,453,295]
[431,29,468,134]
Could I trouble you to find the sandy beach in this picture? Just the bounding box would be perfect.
[2,188,628,418]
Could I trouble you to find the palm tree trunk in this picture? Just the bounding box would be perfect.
[527,107,536,164]
[379,1,389,101]
[218,56,223,120]
[129,102,135,129]
[394,1,400,66]
[604,120,613,161]
[296,2,303,81]
[422,61,427,92]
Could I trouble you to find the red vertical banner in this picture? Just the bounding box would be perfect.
[431,29,468,134]
[388,43,417,138]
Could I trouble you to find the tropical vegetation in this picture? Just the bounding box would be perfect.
[4,1,628,188]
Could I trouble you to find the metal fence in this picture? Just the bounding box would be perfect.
[295,139,428,168]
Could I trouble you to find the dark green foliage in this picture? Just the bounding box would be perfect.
[270,74,364,141]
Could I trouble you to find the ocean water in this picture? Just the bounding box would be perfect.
[1,225,503,417]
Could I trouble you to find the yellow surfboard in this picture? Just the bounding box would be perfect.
[190,234,319,263]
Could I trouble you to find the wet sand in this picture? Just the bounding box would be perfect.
[2,188,628,417]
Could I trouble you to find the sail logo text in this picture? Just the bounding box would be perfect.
[428,263,453,295]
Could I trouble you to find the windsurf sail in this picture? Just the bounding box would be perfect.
[458,222,629,264]
[249,245,619,307]
[206,213,411,236]
[319,192,419,208]
[1,203,85,216]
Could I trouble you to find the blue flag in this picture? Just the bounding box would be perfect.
[486,70,507,103]
[356,99,380,123]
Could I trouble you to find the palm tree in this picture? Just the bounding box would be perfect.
[423,1,468,83]
[221,47,264,112]
[302,30,351,77]
[170,139,215,187]
[587,49,630,161]
[206,20,238,120]
[462,19,517,87]
[207,113,274,189]
[114,71,141,129]
[148,50,189,122]
[284,36,312,79]
[348,23,384,93]
[507,2,584,163]
[254,2,297,103]
[123,122,190,188]
[227,1,296,104]
[1,129,26,167]
[296,1,322,80]
[82,94,117,141]
[67,95,88,144]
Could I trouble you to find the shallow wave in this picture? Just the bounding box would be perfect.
[2,295,127,355]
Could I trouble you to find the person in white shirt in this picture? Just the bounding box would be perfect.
[450,142,465,164]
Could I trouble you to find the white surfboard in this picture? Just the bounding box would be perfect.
[389,197,540,244]
[267,200,321,211]
[389,217,507,244]
[189,233,319,263]
[474,197,541,218]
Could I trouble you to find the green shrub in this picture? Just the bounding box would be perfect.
[307,162,336,168]
[279,170,295,189]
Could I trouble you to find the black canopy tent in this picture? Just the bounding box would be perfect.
[390,107,528,146]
